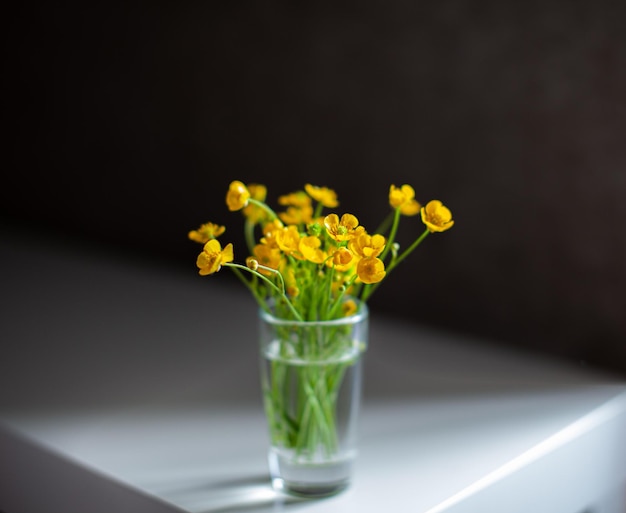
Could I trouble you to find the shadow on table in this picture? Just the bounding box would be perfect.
[161,474,322,513]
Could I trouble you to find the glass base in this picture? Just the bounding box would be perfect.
[268,448,354,498]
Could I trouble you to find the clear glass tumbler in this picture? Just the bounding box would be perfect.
[258,301,368,497]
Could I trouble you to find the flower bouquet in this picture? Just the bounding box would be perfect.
[189,181,453,495]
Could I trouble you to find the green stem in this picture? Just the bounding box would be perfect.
[247,198,278,221]
[321,265,334,320]
[327,274,358,319]
[244,219,257,255]
[225,263,303,321]
[387,229,430,274]
[361,229,429,303]
[374,209,395,236]
[304,379,333,449]
[313,201,324,220]
[379,208,402,262]
[227,265,269,313]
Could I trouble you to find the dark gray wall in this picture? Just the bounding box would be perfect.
[4,3,626,376]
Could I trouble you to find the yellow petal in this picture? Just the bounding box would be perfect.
[356,257,386,284]
[421,200,454,232]
[226,181,251,211]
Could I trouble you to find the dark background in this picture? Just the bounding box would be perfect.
[3,3,625,376]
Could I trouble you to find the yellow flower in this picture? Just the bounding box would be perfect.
[420,200,454,232]
[258,219,284,248]
[196,240,234,276]
[324,213,360,242]
[284,266,300,297]
[326,246,357,273]
[188,222,226,244]
[242,183,267,222]
[278,191,311,208]
[275,225,303,257]
[279,204,314,225]
[356,256,386,284]
[326,246,354,272]
[299,236,326,264]
[342,299,358,317]
[252,244,282,275]
[277,191,314,225]
[304,184,339,208]
[226,181,250,211]
[262,219,284,235]
[389,184,421,216]
[349,232,386,258]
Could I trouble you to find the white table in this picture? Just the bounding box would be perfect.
[1,230,625,513]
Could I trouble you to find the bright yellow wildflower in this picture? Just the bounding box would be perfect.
[226,180,250,211]
[196,240,234,276]
[284,266,300,297]
[349,232,386,258]
[389,184,421,216]
[242,183,268,222]
[279,204,314,225]
[259,219,284,248]
[324,213,360,242]
[277,191,314,225]
[260,232,279,249]
[275,225,303,257]
[333,247,353,266]
[421,200,454,233]
[356,256,386,284]
[262,218,284,235]
[342,299,358,317]
[326,246,354,272]
[252,244,282,275]
[305,184,339,208]
[299,236,326,264]
[188,222,226,244]
[278,191,311,208]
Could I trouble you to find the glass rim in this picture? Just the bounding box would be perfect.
[259,299,369,327]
